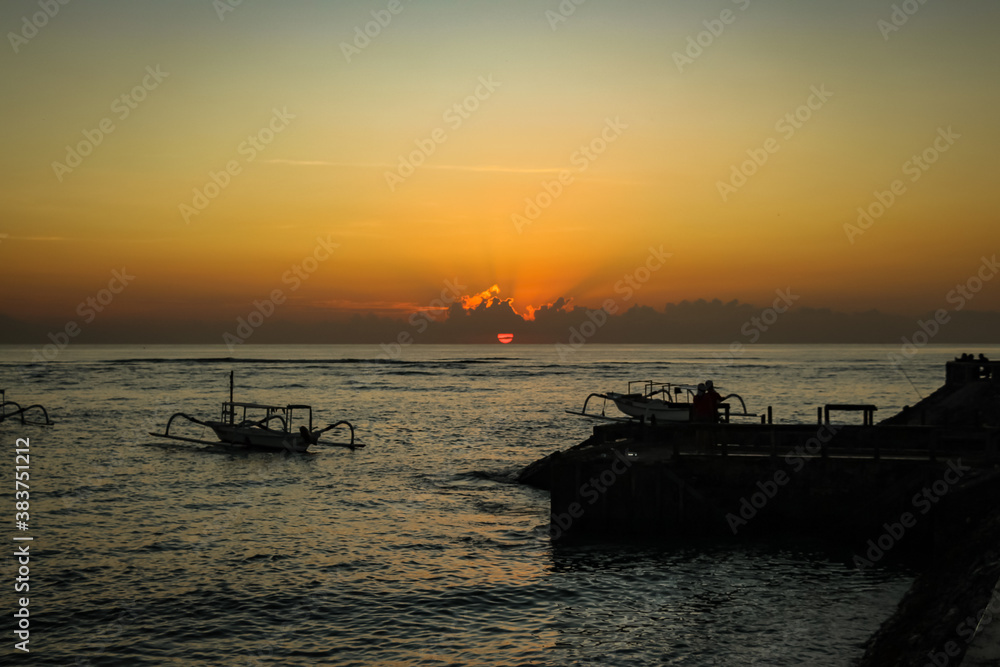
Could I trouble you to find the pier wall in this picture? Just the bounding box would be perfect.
[549,445,990,544]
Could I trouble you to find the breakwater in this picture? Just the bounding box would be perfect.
[521,359,999,540]
[522,421,997,544]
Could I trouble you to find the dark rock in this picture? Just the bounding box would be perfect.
[854,470,1000,666]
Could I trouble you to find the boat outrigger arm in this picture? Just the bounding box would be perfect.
[565,392,640,422]
[0,389,54,426]
[719,393,749,416]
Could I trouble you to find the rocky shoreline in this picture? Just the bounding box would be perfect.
[855,469,1000,666]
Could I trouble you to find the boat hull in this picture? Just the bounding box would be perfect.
[606,393,692,422]
[207,422,315,452]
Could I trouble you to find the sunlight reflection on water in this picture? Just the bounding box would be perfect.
[3,344,990,665]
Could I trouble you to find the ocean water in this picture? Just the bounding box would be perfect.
[2,343,995,666]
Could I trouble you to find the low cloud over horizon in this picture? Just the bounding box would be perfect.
[3,292,999,351]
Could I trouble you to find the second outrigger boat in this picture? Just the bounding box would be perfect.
[150,373,361,452]
[567,380,752,424]
[0,389,54,426]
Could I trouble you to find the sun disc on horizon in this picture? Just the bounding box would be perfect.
[497,333,514,344]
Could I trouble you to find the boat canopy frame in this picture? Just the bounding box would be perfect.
[220,401,313,433]
[625,380,699,403]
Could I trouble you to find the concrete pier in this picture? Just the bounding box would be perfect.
[539,423,998,542]
[522,358,1000,542]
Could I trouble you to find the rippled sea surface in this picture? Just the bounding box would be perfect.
[4,343,994,665]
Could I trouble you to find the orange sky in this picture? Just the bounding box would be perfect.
[1,0,998,341]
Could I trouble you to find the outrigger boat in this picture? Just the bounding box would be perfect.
[567,380,752,424]
[0,389,54,426]
[150,373,361,452]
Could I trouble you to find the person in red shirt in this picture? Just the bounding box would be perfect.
[703,380,722,422]
[692,383,713,422]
